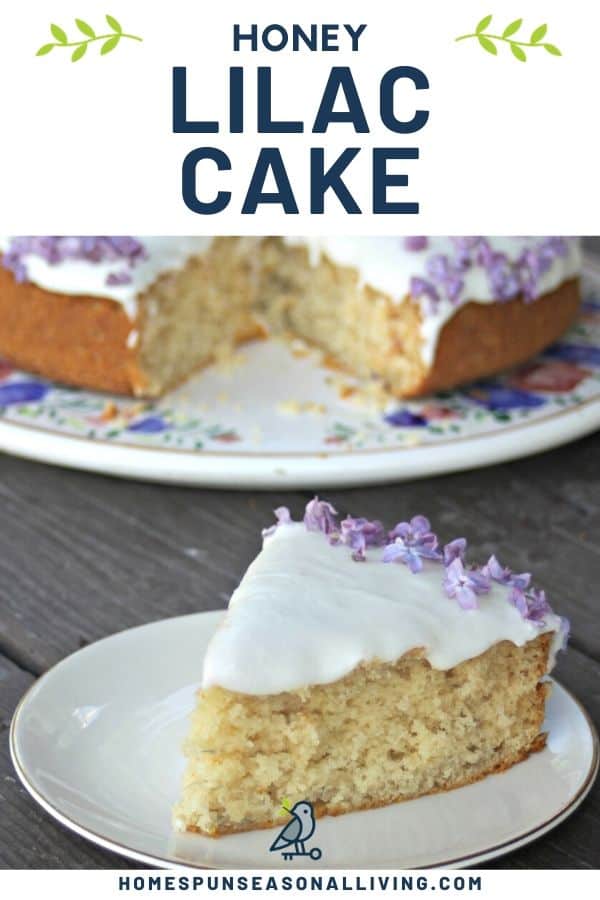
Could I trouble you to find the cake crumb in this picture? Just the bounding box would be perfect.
[100,401,119,422]
[214,344,246,374]
[277,400,327,416]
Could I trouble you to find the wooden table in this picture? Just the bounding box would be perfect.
[1,241,599,869]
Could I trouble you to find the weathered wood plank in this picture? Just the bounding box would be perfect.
[0,454,293,672]
[1,432,599,675]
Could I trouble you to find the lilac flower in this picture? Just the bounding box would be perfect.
[409,276,440,312]
[262,506,292,538]
[425,254,465,305]
[405,237,572,320]
[425,254,452,282]
[339,515,386,561]
[443,558,491,610]
[517,248,552,301]
[106,269,134,286]
[450,237,481,268]
[304,497,339,536]
[484,253,521,301]
[383,515,441,573]
[509,586,552,624]
[1,236,147,287]
[443,537,467,567]
[518,238,568,301]
[404,237,428,252]
[482,554,531,590]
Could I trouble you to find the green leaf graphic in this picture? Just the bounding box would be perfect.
[76,18,96,38]
[50,24,68,44]
[72,43,87,61]
[456,14,562,62]
[478,35,497,54]
[36,14,142,61]
[101,35,120,54]
[503,18,522,38]
[106,14,123,33]
[531,24,547,43]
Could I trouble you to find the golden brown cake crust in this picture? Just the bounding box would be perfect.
[0,260,264,397]
[0,266,146,395]
[408,278,580,397]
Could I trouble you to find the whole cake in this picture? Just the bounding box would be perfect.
[0,235,581,398]
[173,499,568,836]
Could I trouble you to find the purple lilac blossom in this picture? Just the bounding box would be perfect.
[257,499,564,650]
[425,254,465,305]
[443,537,467,567]
[383,515,441,573]
[509,586,553,624]
[443,558,491,610]
[339,515,387,561]
[1,236,147,287]
[482,554,531,590]
[304,497,339,536]
[408,237,570,315]
[106,270,134,286]
[409,276,440,312]
[404,237,428,252]
[262,506,292,538]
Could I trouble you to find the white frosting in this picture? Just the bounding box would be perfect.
[285,237,582,366]
[0,237,214,319]
[203,523,563,695]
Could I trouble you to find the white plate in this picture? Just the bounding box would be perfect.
[1,264,600,488]
[11,611,599,869]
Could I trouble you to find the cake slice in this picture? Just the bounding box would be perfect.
[173,499,568,836]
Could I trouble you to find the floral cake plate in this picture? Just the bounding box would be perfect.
[0,263,599,488]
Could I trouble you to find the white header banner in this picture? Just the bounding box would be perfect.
[0,0,598,233]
